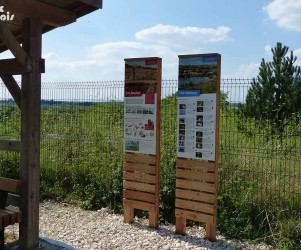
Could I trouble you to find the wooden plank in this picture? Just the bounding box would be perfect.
[123,180,155,193]
[0,139,21,152]
[78,0,103,8]
[176,189,215,204]
[0,177,21,193]
[124,162,156,175]
[0,22,31,68]
[123,198,154,212]
[176,179,215,193]
[0,209,16,224]
[123,171,156,184]
[176,209,214,224]
[177,158,216,172]
[0,75,21,109]
[125,153,156,165]
[175,199,214,214]
[5,207,22,224]
[123,189,155,203]
[176,169,215,182]
[0,212,10,228]
[0,0,77,27]
[0,59,45,75]
[19,18,42,250]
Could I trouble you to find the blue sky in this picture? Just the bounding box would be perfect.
[3,0,301,82]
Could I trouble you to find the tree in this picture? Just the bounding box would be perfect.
[243,42,301,135]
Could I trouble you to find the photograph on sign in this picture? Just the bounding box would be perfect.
[177,55,218,161]
[124,59,158,155]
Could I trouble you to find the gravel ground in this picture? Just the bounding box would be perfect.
[5,201,273,250]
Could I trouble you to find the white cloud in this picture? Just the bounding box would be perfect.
[294,48,301,57]
[135,24,232,46]
[264,44,272,55]
[263,0,301,31]
[42,24,232,81]
[226,62,259,79]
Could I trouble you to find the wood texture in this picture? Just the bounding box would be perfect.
[124,153,156,165]
[176,158,216,172]
[19,18,42,250]
[123,171,156,184]
[0,22,31,68]
[123,199,154,212]
[176,189,215,204]
[176,169,215,182]
[175,209,214,224]
[124,162,156,175]
[123,180,155,193]
[123,189,155,203]
[0,139,21,152]
[0,75,21,109]
[175,199,214,214]
[176,179,215,193]
[0,177,21,193]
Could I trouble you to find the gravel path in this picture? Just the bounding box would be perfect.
[5,201,273,250]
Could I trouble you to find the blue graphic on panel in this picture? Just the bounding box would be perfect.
[178,90,200,97]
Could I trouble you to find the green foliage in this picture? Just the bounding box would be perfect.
[242,42,301,136]
[0,89,300,248]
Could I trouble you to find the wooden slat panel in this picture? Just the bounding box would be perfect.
[0,139,21,152]
[123,198,154,212]
[124,162,156,175]
[176,179,215,193]
[176,189,215,204]
[176,209,214,224]
[125,153,156,165]
[123,171,156,184]
[0,177,21,193]
[123,189,155,203]
[176,199,214,215]
[0,208,16,224]
[0,211,10,227]
[123,180,155,193]
[177,158,216,172]
[176,169,215,182]
[5,207,22,223]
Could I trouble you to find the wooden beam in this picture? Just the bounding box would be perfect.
[19,17,42,250]
[0,139,20,152]
[0,0,77,27]
[0,74,21,109]
[0,22,31,70]
[0,58,45,75]
[78,0,103,8]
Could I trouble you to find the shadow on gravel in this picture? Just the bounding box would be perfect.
[132,222,241,250]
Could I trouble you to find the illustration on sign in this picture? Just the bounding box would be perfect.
[177,55,219,161]
[124,59,158,155]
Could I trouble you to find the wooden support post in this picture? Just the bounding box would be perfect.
[19,17,42,250]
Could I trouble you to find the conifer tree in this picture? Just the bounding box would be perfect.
[243,42,301,135]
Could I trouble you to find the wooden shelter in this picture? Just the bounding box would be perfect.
[0,1,102,249]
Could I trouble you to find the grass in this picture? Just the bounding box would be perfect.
[0,98,300,249]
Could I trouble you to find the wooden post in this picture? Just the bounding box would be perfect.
[19,17,42,250]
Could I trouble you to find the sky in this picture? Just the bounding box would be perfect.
[1,0,301,82]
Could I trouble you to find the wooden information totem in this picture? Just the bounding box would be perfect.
[123,57,162,228]
[175,54,221,240]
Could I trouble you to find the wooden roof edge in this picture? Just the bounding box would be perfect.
[78,0,103,9]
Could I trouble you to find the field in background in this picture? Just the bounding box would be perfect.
[0,79,300,249]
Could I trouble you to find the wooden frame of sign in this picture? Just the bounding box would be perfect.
[123,57,162,228]
[175,53,221,241]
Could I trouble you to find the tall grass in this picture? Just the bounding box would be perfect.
[0,95,300,248]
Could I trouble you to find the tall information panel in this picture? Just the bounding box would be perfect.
[175,54,221,240]
[123,57,162,228]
